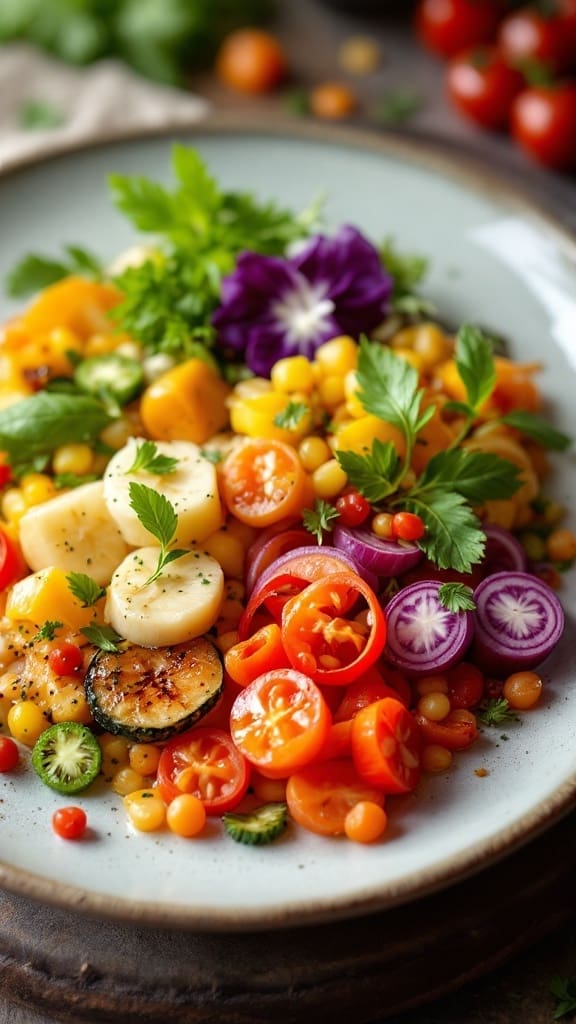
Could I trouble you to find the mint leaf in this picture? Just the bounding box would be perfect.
[402,489,485,573]
[418,449,522,503]
[501,410,571,452]
[438,582,476,612]
[335,440,399,504]
[80,624,123,653]
[66,573,106,608]
[454,324,497,412]
[125,440,179,475]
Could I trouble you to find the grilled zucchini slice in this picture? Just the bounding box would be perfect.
[85,636,223,742]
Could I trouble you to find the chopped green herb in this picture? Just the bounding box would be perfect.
[6,245,102,298]
[501,410,571,452]
[128,482,188,585]
[80,623,123,653]
[477,698,519,727]
[336,440,399,504]
[33,621,64,642]
[438,582,476,612]
[273,400,309,430]
[302,499,339,544]
[54,472,100,490]
[66,572,106,608]
[125,440,179,476]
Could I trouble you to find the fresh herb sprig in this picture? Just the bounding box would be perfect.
[273,401,309,431]
[32,621,63,642]
[125,440,179,476]
[66,573,106,608]
[477,698,519,727]
[438,583,476,613]
[302,499,339,544]
[80,623,123,653]
[0,392,113,477]
[128,482,188,585]
[7,245,102,299]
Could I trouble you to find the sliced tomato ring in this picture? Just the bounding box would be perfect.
[415,709,478,751]
[220,439,308,528]
[281,571,386,686]
[156,727,250,814]
[351,697,422,795]
[286,759,385,836]
[229,668,331,779]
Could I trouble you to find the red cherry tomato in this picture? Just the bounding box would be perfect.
[48,642,84,677]
[52,805,87,840]
[415,0,504,59]
[446,45,525,129]
[281,571,387,686]
[0,464,12,489]
[511,82,576,169]
[215,29,287,95]
[0,529,23,592]
[351,697,422,795]
[446,661,485,708]
[498,7,574,75]
[156,727,250,814]
[229,668,331,779]
[0,735,19,772]
[415,709,479,750]
[392,511,426,542]
[335,490,371,528]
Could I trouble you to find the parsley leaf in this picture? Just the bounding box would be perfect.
[66,573,106,608]
[356,340,433,447]
[125,440,179,475]
[302,499,339,544]
[32,620,63,642]
[6,245,103,298]
[128,481,188,584]
[453,324,497,413]
[550,976,576,1019]
[477,698,519,727]
[416,449,522,503]
[402,489,485,574]
[438,583,476,612]
[336,440,399,503]
[501,410,571,452]
[273,401,309,431]
[80,624,123,653]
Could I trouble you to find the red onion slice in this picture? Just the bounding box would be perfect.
[245,527,311,595]
[254,544,379,596]
[383,580,474,675]
[333,524,423,578]
[472,571,565,673]
[482,524,528,577]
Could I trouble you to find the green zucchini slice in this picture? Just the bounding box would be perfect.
[84,637,223,742]
[31,722,102,795]
[222,803,288,846]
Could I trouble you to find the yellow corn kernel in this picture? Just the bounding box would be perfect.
[230,392,312,443]
[412,323,452,368]
[129,743,161,777]
[314,336,358,377]
[316,374,346,409]
[7,700,48,746]
[271,355,315,393]
[312,459,348,500]
[298,436,332,472]
[52,443,94,477]
[99,416,134,451]
[113,767,146,796]
[335,414,407,459]
[6,567,102,631]
[124,789,166,831]
[203,530,245,580]
[20,473,56,508]
[233,377,273,400]
[1,488,27,524]
[225,518,257,551]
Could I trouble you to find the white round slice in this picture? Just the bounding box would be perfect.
[18,480,130,586]
[105,546,224,647]
[103,438,223,548]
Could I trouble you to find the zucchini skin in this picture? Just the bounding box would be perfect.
[85,637,223,742]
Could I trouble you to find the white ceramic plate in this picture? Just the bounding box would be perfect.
[0,122,575,931]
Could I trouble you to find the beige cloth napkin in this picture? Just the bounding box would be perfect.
[0,43,209,171]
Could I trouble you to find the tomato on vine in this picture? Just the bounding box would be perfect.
[415,0,505,59]
[511,82,576,169]
[446,45,525,129]
[498,6,575,76]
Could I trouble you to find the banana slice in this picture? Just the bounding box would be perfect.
[103,438,223,548]
[105,546,224,647]
[18,480,130,586]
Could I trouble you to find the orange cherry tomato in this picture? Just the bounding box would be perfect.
[334,665,409,723]
[309,82,357,120]
[286,759,385,837]
[316,720,353,761]
[52,805,87,840]
[229,668,331,779]
[281,571,386,686]
[216,29,287,95]
[221,439,308,528]
[415,709,478,750]
[224,623,290,688]
[156,727,250,814]
[351,698,422,795]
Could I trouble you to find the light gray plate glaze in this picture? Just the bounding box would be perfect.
[0,122,575,931]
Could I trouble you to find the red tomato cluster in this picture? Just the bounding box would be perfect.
[415,0,576,170]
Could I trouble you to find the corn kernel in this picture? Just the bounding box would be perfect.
[100,416,134,450]
[317,374,346,409]
[52,443,94,477]
[343,370,365,418]
[298,436,332,472]
[412,323,452,368]
[271,355,315,393]
[20,473,56,508]
[314,336,358,377]
[204,530,245,579]
[233,377,272,400]
[129,744,161,777]
[2,488,27,524]
[312,459,348,500]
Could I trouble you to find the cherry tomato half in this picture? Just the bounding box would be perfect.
[415,0,504,59]
[446,45,525,129]
[447,661,485,708]
[221,439,308,528]
[351,698,422,795]
[48,642,84,677]
[281,571,387,686]
[229,668,331,779]
[511,83,576,170]
[156,727,250,814]
[334,666,410,723]
[52,805,87,840]
[286,759,385,837]
[0,735,19,772]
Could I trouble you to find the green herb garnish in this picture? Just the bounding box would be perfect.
[302,499,340,544]
[125,440,179,476]
[501,410,571,451]
[550,975,576,1019]
[128,481,188,585]
[477,698,519,727]
[0,392,112,473]
[66,573,106,608]
[438,583,476,613]
[33,621,63,642]
[80,624,123,653]
[7,246,103,298]
[273,401,309,431]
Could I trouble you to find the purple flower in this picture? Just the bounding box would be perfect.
[212,225,393,377]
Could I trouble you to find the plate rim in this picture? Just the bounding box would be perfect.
[0,115,575,932]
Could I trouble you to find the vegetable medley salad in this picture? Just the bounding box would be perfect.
[0,146,573,848]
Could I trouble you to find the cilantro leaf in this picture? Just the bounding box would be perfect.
[335,440,399,504]
[454,324,497,413]
[355,340,432,443]
[6,244,103,298]
[477,698,519,727]
[402,489,485,573]
[302,500,339,544]
[438,583,476,612]
[80,624,123,653]
[32,620,63,642]
[66,572,106,608]
[550,976,576,1019]
[273,401,309,431]
[125,440,179,475]
[418,449,522,503]
[501,410,571,452]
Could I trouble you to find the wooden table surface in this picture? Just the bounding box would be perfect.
[1,3,575,1022]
